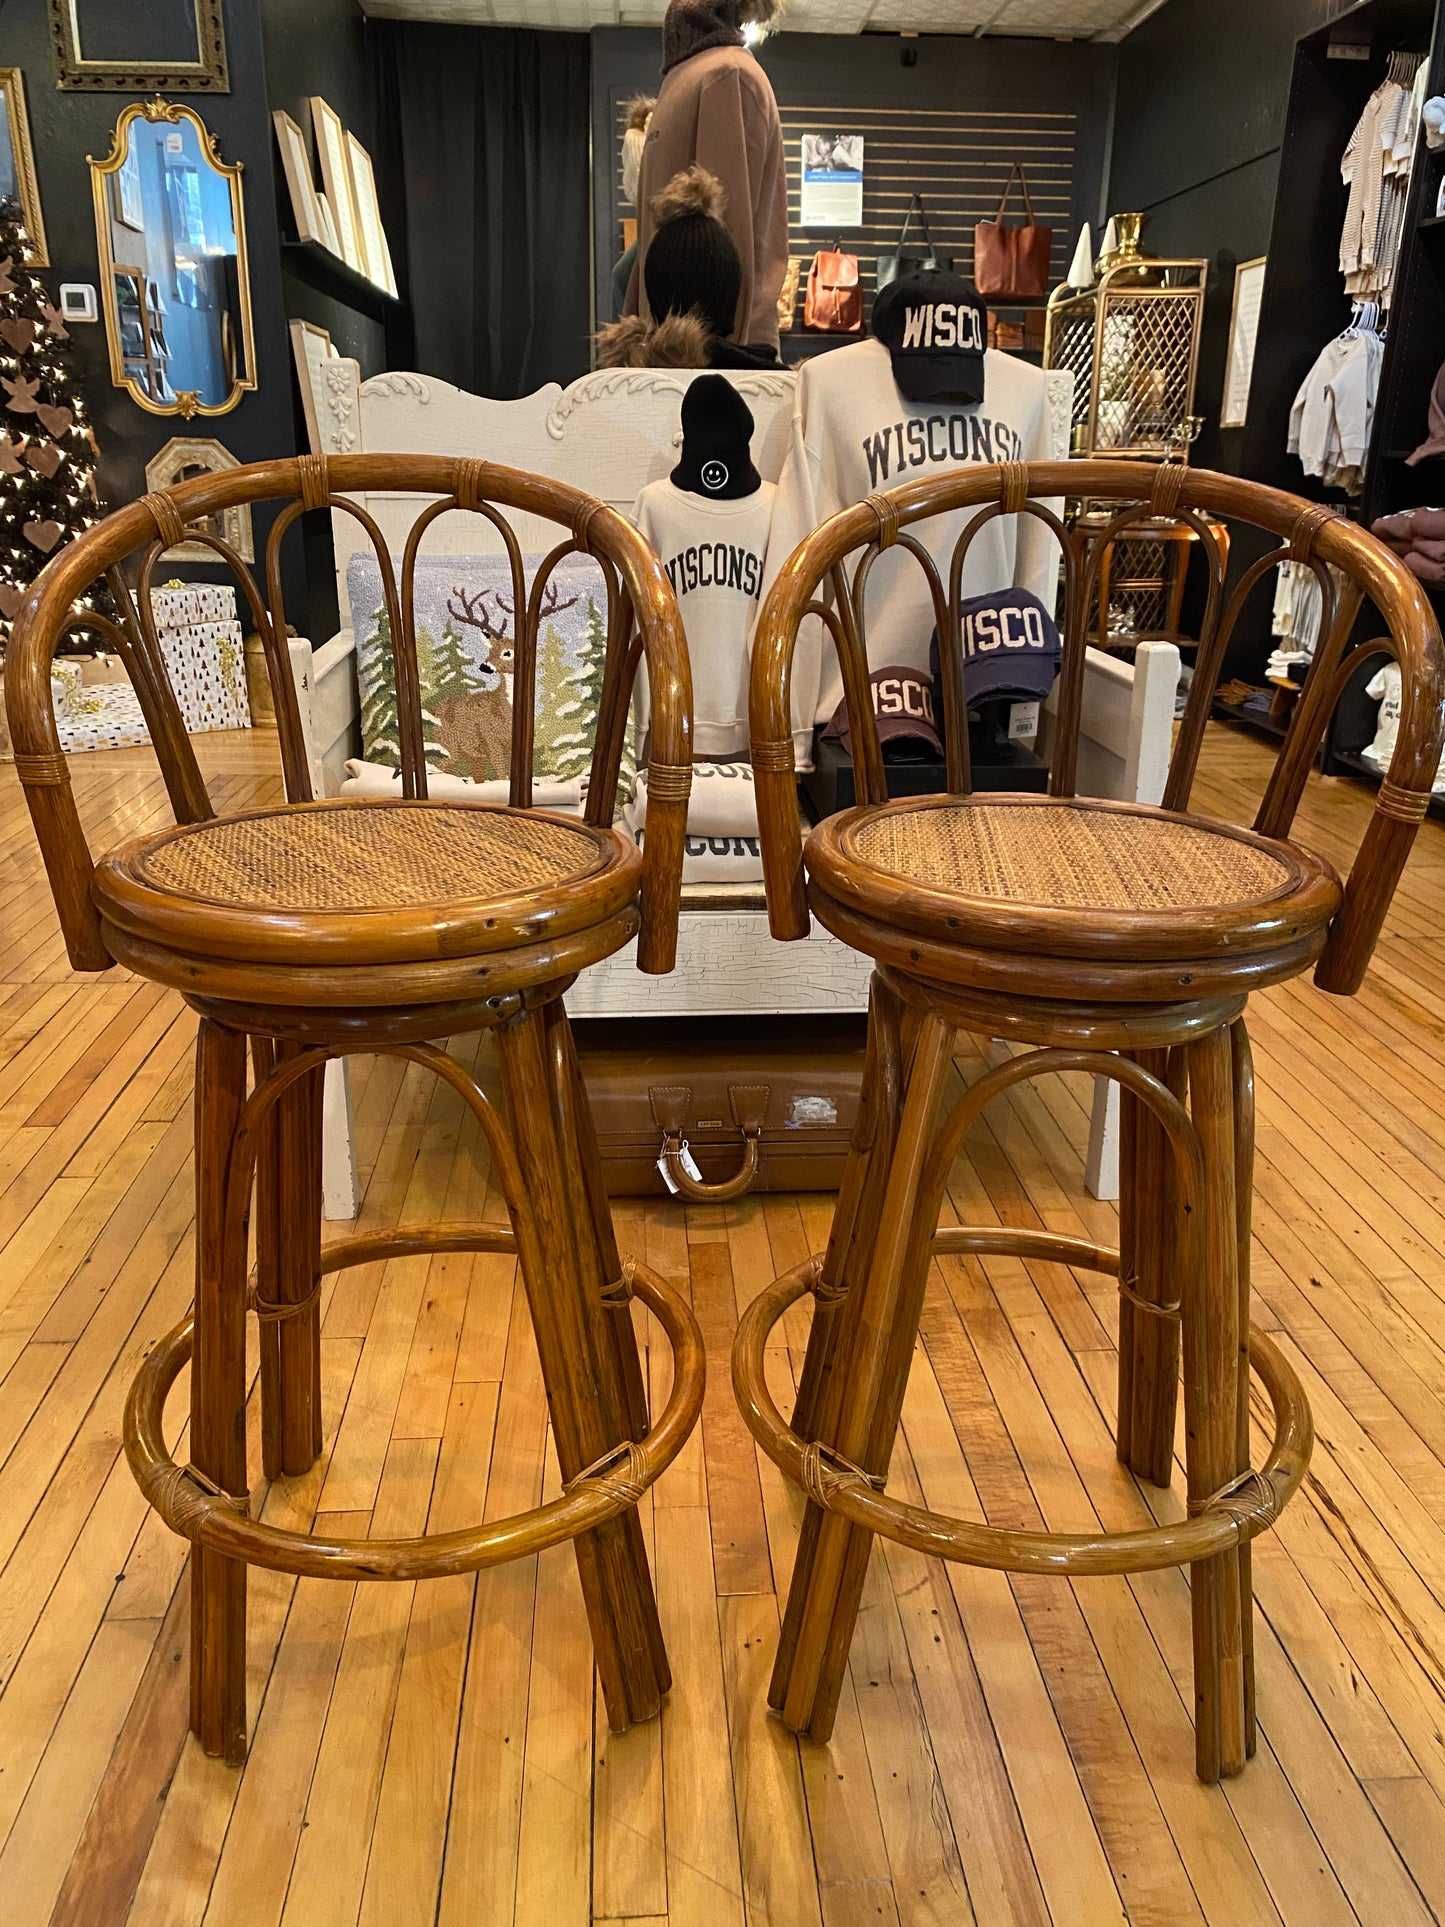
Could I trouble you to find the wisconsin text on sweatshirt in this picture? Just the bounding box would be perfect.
[661,542,766,599]
[862,414,1027,488]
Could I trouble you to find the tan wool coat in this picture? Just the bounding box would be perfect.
[626,44,788,351]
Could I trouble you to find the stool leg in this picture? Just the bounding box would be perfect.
[1116,1048,1185,1486]
[774,1010,956,1743]
[1183,1024,1248,1781]
[496,1005,668,1730]
[191,1019,251,1763]
[1231,1017,1257,1757]
[255,1040,324,1481]
[545,1001,650,1444]
[771,973,906,1712]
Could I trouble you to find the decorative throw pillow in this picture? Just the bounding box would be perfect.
[345,550,638,794]
[339,757,588,814]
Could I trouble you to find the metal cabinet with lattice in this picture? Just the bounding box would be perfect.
[1045,218,1209,646]
[1044,218,1207,461]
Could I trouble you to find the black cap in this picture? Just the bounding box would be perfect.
[871,268,987,406]
[671,374,761,498]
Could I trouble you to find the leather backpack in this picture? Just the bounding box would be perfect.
[805,244,863,333]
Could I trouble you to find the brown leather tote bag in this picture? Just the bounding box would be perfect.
[804,245,863,333]
[973,164,1053,301]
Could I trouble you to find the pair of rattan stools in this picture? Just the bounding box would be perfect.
[8,454,1442,1781]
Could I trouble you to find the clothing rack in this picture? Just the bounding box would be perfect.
[1386,47,1425,84]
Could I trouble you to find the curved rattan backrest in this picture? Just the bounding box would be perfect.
[5,453,692,976]
[750,459,1445,995]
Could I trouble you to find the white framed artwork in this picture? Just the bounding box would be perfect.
[289,317,335,455]
[309,96,362,272]
[1221,256,1266,429]
[345,132,396,296]
[272,109,327,248]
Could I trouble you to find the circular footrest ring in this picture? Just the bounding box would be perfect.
[126,1256,704,1581]
[732,1248,1313,1577]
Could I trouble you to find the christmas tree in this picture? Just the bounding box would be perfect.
[0,197,106,647]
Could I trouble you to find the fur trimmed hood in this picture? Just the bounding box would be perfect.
[596,311,714,369]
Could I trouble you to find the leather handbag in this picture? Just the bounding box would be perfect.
[777,256,803,333]
[973,163,1053,301]
[575,1017,866,1199]
[876,193,953,290]
[805,244,863,333]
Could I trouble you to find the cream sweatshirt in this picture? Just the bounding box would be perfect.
[759,338,1060,763]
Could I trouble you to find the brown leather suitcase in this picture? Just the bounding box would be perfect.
[573,1015,866,1199]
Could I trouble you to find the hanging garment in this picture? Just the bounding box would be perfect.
[1341,61,1425,304]
[759,338,1058,764]
[1288,330,1383,494]
[630,476,776,758]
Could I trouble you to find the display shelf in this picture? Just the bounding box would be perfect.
[1211,697,1293,741]
[1324,744,1445,817]
[281,241,402,320]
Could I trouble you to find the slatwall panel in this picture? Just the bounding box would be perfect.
[613,97,1076,309]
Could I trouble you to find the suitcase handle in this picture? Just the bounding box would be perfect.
[651,1083,769,1204]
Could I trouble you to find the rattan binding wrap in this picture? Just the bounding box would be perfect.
[135,803,604,910]
[849,802,1293,911]
[1376,779,1431,824]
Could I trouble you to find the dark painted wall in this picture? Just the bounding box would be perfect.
[590,25,1116,339]
[257,0,391,375]
[1,0,298,521]
[1108,0,1355,472]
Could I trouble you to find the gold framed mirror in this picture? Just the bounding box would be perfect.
[90,99,255,418]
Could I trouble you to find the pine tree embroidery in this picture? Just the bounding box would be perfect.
[0,198,107,642]
[358,602,444,770]
[540,595,637,795]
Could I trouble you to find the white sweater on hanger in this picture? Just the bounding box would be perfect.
[1288,331,1382,494]
[760,338,1058,763]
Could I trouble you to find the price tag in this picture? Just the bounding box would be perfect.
[656,1140,704,1193]
[1008,701,1040,740]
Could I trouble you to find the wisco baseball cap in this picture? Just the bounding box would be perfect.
[823,665,944,758]
[871,267,987,406]
[951,588,1062,702]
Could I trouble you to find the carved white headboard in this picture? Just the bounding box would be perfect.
[318,363,1073,632]
[323,366,798,620]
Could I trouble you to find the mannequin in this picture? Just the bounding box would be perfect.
[623,0,787,352]
[632,376,775,758]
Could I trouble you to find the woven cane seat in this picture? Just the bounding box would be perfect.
[93,798,641,975]
[804,793,1343,969]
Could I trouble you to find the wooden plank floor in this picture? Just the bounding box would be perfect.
[1,726,1444,1926]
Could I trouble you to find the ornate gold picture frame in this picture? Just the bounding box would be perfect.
[49,0,229,94]
[0,69,48,264]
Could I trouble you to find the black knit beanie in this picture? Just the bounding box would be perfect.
[643,169,742,342]
[671,374,761,499]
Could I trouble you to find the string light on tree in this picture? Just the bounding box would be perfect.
[0,195,108,648]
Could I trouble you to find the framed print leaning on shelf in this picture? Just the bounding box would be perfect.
[309,96,362,271]
[0,69,48,263]
[272,109,327,247]
[289,318,335,455]
[345,133,397,295]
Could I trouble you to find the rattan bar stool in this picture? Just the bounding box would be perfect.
[735,458,1445,1780]
[5,453,705,1763]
